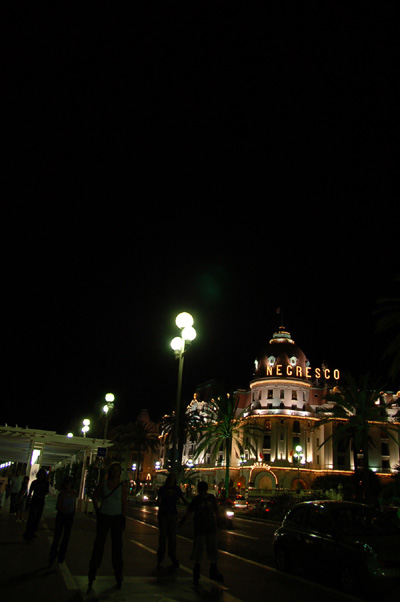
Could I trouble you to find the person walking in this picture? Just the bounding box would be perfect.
[23,468,49,541]
[9,470,23,516]
[180,481,224,586]
[15,475,29,523]
[49,476,77,566]
[88,462,127,591]
[156,472,188,569]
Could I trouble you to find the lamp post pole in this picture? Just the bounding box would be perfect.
[103,393,115,444]
[170,312,196,475]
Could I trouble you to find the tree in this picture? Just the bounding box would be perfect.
[316,373,399,502]
[160,406,205,480]
[194,395,261,499]
[110,420,158,488]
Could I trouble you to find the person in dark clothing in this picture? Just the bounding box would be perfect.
[180,481,223,586]
[23,468,49,541]
[49,476,77,566]
[156,472,187,568]
[15,475,29,523]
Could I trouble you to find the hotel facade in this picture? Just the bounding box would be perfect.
[159,327,400,497]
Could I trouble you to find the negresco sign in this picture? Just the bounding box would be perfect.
[265,364,340,380]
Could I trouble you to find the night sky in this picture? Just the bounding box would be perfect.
[1,5,399,437]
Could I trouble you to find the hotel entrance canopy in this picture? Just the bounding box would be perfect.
[0,425,112,467]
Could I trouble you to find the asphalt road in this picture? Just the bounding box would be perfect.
[126,501,363,602]
[129,501,277,564]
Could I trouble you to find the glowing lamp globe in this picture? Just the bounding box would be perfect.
[105,393,115,403]
[182,326,196,342]
[176,312,194,329]
[171,337,183,352]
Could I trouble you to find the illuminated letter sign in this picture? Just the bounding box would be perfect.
[263,364,340,380]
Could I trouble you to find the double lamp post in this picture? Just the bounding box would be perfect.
[170,312,196,473]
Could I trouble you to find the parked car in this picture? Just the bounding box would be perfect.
[133,489,157,505]
[274,500,400,596]
[217,498,235,529]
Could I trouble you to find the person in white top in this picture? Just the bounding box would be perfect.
[88,462,127,591]
[9,470,23,516]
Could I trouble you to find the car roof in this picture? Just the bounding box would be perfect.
[290,500,370,510]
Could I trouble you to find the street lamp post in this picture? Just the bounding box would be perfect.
[82,419,90,438]
[293,444,303,497]
[103,393,115,443]
[170,312,196,474]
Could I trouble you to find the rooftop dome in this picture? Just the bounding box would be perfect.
[253,326,310,381]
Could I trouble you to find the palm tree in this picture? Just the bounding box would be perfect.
[110,420,159,489]
[194,395,261,499]
[160,406,205,480]
[316,373,399,502]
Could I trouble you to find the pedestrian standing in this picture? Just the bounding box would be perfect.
[180,481,224,586]
[15,476,29,523]
[156,472,188,569]
[49,476,77,566]
[0,474,7,513]
[9,470,23,516]
[88,462,127,591]
[23,468,49,540]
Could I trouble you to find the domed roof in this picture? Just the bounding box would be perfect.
[253,326,309,380]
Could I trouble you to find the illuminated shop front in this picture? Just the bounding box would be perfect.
[160,326,400,497]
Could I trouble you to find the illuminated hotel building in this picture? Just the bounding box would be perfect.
[160,327,400,496]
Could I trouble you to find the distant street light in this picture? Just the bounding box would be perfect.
[103,393,115,443]
[170,312,196,473]
[293,444,303,497]
[82,418,90,438]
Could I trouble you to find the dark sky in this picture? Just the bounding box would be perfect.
[1,5,399,436]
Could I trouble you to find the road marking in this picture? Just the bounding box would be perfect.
[127,516,158,529]
[225,531,259,540]
[129,539,157,554]
[219,549,278,571]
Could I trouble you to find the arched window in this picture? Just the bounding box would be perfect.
[293,421,300,434]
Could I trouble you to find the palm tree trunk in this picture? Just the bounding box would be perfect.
[136,445,142,491]
[362,442,371,503]
[353,443,361,501]
[224,439,231,499]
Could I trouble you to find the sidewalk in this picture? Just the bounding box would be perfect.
[0,495,241,601]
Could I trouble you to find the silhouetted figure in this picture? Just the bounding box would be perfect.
[23,469,49,540]
[9,470,23,516]
[156,472,187,568]
[180,481,223,586]
[0,474,7,512]
[15,475,29,523]
[88,463,127,591]
[49,476,77,565]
